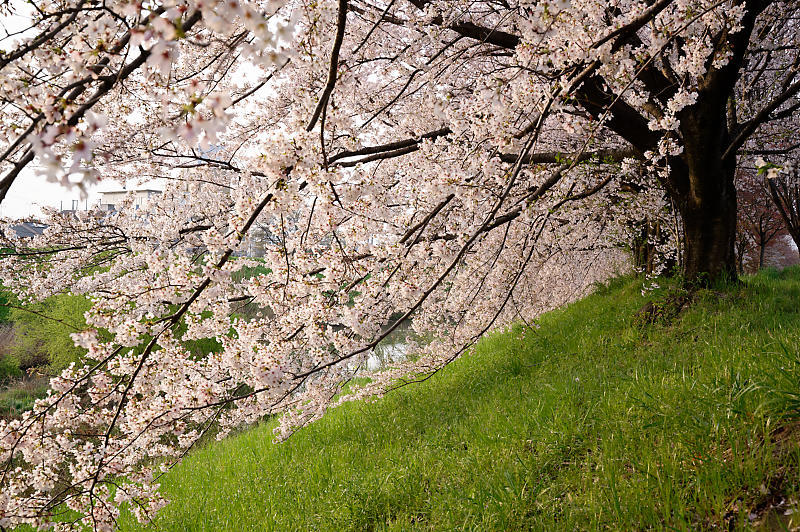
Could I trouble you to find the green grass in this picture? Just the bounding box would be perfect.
[110,268,800,530]
[0,377,49,420]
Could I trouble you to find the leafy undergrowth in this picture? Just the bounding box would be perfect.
[121,268,800,531]
[0,377,49,420]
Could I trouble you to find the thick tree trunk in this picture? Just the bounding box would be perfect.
[672,96,739,286]
[679,180,738,284]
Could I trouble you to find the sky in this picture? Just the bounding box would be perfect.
[0,170,102,219]
[0,13,161,220]
[1,169,165,220]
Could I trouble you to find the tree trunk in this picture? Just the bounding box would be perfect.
[632,219,656,274]
[679,182,738,285]
[758,232,766,270]
[735,231,748,274]
[570,1,764,286]
[766,178,800,257]
[672,96,739,286]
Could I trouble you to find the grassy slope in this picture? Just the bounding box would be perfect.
[123,269,800,531]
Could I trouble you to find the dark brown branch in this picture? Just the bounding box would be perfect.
[0,2,86,72]
[743,141,800,155]
[553,174,616,209]
[329,127,450,164]
[178,224,213,235]
[399,193,455,244]
[306,0,349,131]
[723,73,800,161]
[334,144,419,166]
[447,20,520,49]
[0,11,202,203]
[498,148,639,165]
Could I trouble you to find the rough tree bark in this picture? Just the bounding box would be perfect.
[671,98,740,284]
[677,172,738,283]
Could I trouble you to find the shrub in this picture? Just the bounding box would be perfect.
[0,378,49,419]
[8,294,90,372]
[0,354,21,385]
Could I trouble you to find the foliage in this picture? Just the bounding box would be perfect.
[0,379,49,421]
[7,294,91,372]
[0,319,20,384]
[0,354,21,386]
[230,261,271,283]
[0,288,9,323]
[113,268,800,531]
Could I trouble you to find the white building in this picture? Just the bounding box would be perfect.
[98,187,161,212]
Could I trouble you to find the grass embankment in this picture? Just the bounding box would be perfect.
[117,269,800,530]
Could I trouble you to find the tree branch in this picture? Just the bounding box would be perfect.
[329,127,450,164]
[306,0,349,131]
[723,77,800,161]
[499,148,639,165]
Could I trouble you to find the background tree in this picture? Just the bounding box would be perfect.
[765,159,800,256]
[737,168,786,271]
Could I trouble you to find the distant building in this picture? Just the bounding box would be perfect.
[60,199,89,214]
[99,188,162,212]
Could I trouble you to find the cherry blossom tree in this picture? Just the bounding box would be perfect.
[736,168,786,270]
[764,159,800,255]
[0,0,798,528]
